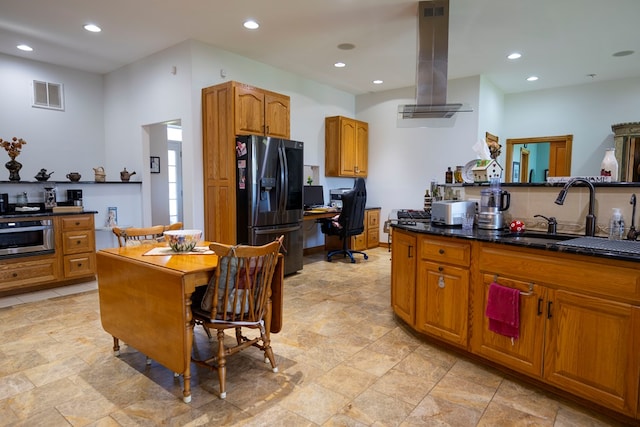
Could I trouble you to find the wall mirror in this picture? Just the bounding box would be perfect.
[505,135,573,183]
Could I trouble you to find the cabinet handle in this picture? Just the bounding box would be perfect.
[438,249,445,255]
[408,245,413,258]
[537,298,543,316]
[547,301,553,319]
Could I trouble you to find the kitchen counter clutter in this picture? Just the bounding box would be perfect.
[0,212,97,296]
[390,223,640,422]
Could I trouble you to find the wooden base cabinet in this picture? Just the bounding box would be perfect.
[472,243,640,417]
[543,289,640,415]
[415,235,470,347]
[391,228,416,325]
[0,213,96,296]
[392,228,640,420]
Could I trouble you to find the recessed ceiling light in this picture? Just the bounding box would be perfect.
[337,43,355,50]
[243,20,259,30]
[16,44,33,52]
[372,80,383,85]
[507,52,522,60]
[83,24,101,33]
[334,62,346,68]
[612,50,634,57]
[526,76,539,82]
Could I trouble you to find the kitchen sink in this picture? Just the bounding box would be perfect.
[499,231,576,246]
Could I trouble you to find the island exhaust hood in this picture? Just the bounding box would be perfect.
[398,0,472,120]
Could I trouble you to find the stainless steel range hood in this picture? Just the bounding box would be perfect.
[398,0,472,120]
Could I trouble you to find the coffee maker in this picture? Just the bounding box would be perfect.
[67,189,83,207]
[477,179,510,230]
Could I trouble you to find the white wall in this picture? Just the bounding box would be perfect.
[503,76,640,176]
[0,54,104,183]
[356,76,482,232]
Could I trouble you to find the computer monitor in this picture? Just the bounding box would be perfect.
[303,185,324,209]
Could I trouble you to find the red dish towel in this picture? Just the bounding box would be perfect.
[485,282,520,339]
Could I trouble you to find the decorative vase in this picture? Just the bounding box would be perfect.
[600,148,618,181]
[5,156,22,181]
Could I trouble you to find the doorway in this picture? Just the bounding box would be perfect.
[150,121,183,225]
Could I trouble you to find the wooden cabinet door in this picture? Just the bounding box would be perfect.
[355,120,368,177]
[543,289,640,416]
[264,91,290,138]
[339,118,357,176]
[234,85,265,135]
[416,260,469,347]
[366,209,379,248]
[391,229,417,325]
[470,274,546,377]
[202,83,237,243]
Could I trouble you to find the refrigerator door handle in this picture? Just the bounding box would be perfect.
[253,224,301,234]
[278,143,288,213]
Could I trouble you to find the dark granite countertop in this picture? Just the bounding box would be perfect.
[0,209,98,219]
[391,222,640,263]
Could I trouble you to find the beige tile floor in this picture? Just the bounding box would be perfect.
[0,248,631,426]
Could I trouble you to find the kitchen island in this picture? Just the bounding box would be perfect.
[391,223,640,422]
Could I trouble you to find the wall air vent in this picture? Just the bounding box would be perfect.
[32,80,64,111]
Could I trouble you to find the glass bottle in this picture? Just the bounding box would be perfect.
[454,166,464,183]
[445,167,453,184]
[600,148,618,181]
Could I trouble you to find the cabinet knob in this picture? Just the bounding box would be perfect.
[76,240,82,245]
[12,272,18,278]
[77,263,83,267]
[438,249,445,255]
[75,221,80,226]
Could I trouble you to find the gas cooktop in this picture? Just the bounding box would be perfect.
[390,209,431,225]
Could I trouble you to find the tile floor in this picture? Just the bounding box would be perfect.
[0,248,631,426]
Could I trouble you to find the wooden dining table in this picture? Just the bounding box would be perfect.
[96,243,283,403]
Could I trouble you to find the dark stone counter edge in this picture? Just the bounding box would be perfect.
[0,210,98,219]
[391,222,640,263]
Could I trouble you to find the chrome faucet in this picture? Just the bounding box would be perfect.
[554,178,596,237]
[628,194,638,241]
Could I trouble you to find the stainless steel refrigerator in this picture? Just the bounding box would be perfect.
[235,134,304,275]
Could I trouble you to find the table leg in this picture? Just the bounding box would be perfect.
[183,291,194,403]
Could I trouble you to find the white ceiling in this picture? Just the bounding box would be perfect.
[1,0,639,96]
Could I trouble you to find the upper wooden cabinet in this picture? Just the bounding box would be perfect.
[325,116,368,177]
[202,81,290,243]
[234,84,290,138]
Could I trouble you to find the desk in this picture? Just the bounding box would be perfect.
[96,245,283,403]
[303,210,339,221]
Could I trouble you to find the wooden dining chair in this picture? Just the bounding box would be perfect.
[112,222,182,247]
[112,225,166,247]
[191,236,283,399]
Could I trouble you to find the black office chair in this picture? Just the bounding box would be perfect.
[320,178,369,263]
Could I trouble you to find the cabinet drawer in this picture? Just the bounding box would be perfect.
[367,210,380,228]
[60,215,93,231]
[419,237,470,267]
[62,231,95,254]
[367,229,379,248]
[63,253,96,278]
[0,257,57,288]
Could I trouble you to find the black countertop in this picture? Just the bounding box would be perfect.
[0,209,98,219]
[391,222,640,263]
